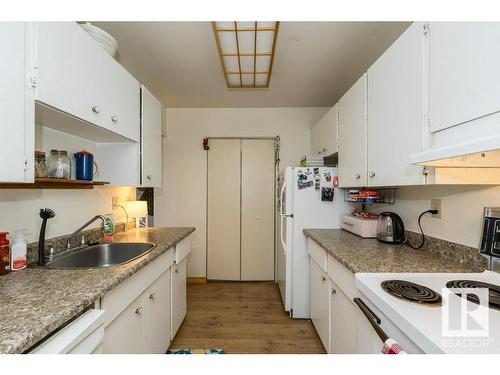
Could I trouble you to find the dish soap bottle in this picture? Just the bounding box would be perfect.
[10,230,28,271]
[0,232,10,275]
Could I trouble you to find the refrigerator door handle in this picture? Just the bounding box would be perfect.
[279,179,286,215]
[280,214,286,255]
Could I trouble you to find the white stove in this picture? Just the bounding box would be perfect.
[355,271,500,354]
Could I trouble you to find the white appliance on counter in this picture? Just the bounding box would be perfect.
[355,271,500,354]
[277,166,349,318]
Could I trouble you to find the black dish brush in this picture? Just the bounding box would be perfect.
[38,208,55,266]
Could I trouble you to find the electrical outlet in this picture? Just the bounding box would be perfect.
[431,199,441,218]
[112,196,119,207]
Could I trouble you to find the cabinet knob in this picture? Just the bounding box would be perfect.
[146,175,152,180]
[149,293,156,301]
[331,288,337,295]
[175,268,179,274]
[135,306,144,316]
[355,173,361,179]
[91,106,100,114]
[111,115,119,123]
[321,276,326,282]
[369,171,376,177]
[322,148,327,152]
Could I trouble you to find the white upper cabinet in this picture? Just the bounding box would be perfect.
[338,74,367,188]
[102,54,140,142]
[310,104,338,157]
[367,22,425,186]
[35,22,140,142]
[0,22,34,183]
[36,22,105,128]
[428,22,500,133]
[141,86,163,187]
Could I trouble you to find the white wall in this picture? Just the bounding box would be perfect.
[0,186,135,242]
[369,185,500,248]
[155,107,328,277]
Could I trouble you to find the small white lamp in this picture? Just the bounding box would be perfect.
[126,200,148,229]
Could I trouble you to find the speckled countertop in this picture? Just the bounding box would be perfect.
[0,227,195,354]
[304,229,485,274]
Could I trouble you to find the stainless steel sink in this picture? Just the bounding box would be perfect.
[46,242,156,269]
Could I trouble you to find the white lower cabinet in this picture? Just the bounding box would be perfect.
[171,257,187,339]
[143,268,172,353]
[103,293,144,354]
[308,240,365,354]
[101,235,192,353]
[309,254,330,352]
[329,279,358,354]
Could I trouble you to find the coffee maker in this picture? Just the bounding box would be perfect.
[480,207,500,271]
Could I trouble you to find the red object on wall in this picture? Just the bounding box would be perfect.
[203,137,209,150]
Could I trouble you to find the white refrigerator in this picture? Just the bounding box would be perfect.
[277,166,349,318]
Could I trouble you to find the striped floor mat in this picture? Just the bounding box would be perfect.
[167,348,225,354]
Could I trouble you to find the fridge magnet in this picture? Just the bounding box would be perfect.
[320,169,334,188]
[321,187,334,201]
[297,168,313,190]
[313,167,320,190]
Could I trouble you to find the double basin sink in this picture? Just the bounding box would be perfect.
[45,242,156,269]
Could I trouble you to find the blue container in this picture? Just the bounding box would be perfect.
[74,150,94,181]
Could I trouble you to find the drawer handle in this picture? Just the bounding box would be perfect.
[331,288,336,295]
[355,173,361,179]
[111,115,119,123]
[91,106,100,114]
[342,221,354,227]
[135,306,144,316]
[149,293,156,301]
[321,276,326,282]
[369,171,376,177]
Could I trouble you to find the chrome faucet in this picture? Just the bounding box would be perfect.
[66,215,107,249]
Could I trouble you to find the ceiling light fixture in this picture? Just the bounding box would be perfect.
[212,21,280,88]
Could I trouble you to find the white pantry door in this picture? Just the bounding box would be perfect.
[207,139,242,280]
[241,139,275,281]
[207,138,275,281]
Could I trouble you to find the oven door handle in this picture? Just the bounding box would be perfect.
[353,297,388,342]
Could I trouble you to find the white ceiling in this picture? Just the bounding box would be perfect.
[94,21,410,108]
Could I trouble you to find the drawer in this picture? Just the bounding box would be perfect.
[308,238,328,272]
[327,254,356,300]
[101,248,174,326]
[174,235,192,263]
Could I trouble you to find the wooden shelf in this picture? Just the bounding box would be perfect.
[0,178,110,190]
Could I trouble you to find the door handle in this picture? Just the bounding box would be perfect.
[353,297,388,342]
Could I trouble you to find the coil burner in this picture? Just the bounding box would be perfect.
[381,280,442,306]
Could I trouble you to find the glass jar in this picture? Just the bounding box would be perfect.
[46,150,71,179]
[34,151,47,178]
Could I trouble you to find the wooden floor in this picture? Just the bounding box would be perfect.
[171,281,325,354]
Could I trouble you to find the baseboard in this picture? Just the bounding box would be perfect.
[187,277,207,284]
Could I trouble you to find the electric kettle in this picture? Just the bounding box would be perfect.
[376,212,406,244]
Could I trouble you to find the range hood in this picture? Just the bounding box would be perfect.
[410,134,500,168]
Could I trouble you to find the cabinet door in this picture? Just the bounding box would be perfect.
[141,86,162,187]
[103,294,144,354]
[143,268,171,353]
[310,121,323,156]
[102,54,140,142]
[429,22,500,133]
[321,105,338,156]
[310,259,329,351]
[367,22,424,186]
[36,22,104,126]
[310,105,338,157]
[338,74,367,187]
[171,258,187,339]
[329,280,358,353]
[0,22,33,183]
